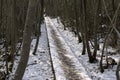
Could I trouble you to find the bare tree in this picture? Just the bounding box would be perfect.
[116,60,120,80]
[12,0,38,80]
[32,0,44,55]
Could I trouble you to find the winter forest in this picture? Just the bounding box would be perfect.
[0,0,120,80]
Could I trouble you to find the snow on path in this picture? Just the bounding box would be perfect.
[23,23,54,80]
[45,17,92,80]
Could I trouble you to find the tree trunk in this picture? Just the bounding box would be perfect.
[116,60,120,80]
[33,0,44,55]
[9,0,16,72]
[83,0,93,63]
[74,0,82,43]
[13,0,38,80]
[81,33,86,55]
[0,0,2,29]
[93,0,100,61]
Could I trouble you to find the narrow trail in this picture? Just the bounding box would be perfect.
[51,25,82,80]
[45,17,91,80]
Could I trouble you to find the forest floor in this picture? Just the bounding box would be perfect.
[20,17,119,80]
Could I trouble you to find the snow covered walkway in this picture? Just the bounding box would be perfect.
[22,17,92,80]
[45,17,92,80]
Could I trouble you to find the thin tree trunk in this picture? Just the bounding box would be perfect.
[13,0,38,80]
[33,0,44,55]
[93,0,100,61]
[83,0,93,63]
[74,0,82,43]
[81,0,86,55]
[100,28,113,73]
[9,0,16,72]
[0,0,2,29]
[116,60,120,80]
[81,33,86,55]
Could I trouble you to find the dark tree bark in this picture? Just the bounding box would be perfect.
[32,0,44,55]
[9,0,16,72]
[93,0,100,61]
[0,0,2,29]
[81,0,86,55]
[81,33,86,55]
[13,0,38,80]
[74,0,82,43]
[116,60,120,80]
